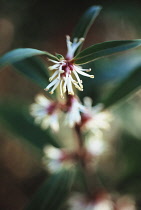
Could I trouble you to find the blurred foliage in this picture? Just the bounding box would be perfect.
[0,100,60,149]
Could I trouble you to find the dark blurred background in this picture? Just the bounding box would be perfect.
[0,0,141,209]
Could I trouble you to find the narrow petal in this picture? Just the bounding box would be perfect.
[75,68,94,78]
[63,74,69,93]
[45,77,59,90]
[49,70,59,81]
[67,76,74,95]
[48,63,60,70]
[59,80,64,99]
[49,79,60,94]
[73,70,83,88]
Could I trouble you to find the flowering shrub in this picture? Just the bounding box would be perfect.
[0,5,141,210]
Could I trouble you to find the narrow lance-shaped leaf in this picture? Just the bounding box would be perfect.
[0,102,60,149]
[101,65,141,108]
[25,169,75,210]
[0,48,59,68]
[72,5,102,54]
[13,57,49,89]
[74,40,141,65]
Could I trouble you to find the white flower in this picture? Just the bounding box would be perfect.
[82,97,112,136]
[85,136,107,156]
[30,94,59,132]
[69,193,136,210]
[68,193,114,210]
[64,96,86,127]
[43,146,74,173]
[116,196,136,210]
[44,36,94,98]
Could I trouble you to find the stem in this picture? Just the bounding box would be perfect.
[74,124,92,197]
[65,93,92,196]
[74,124,84,149]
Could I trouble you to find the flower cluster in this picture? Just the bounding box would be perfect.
[68,193,136,210]
[30,94,60,131]
[42,146,75,173]
[44,36,94,98]
[30,94,112,134]
[42,140,107,173]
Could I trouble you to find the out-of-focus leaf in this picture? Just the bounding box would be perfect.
[78,50,141,105]
[72,6,102,54]
[13,57,49,88]
[83,50,141,84]
[25,169,75,210]
[0,102,60,149]
[102,65,141,108]
[116,133,141,194]
[74,40,141,64]
[0,48,58,68]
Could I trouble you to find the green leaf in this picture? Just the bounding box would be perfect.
[13,56,49,89]
[72,6,102,54]
[116,133,141,194]
[0,101,60,149]
[55,53,64,60]
[0,48,58,68]
[74,40,141,64]
[25,169,75,210]
[102,65,141,108]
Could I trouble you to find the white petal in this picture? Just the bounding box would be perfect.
[73,70,83,88]
[49,79,60,94]
[49,70,59,81]
[48,63,60,70]
[67,76,74,95]
[50,114,59,131]
[59,79,64,98]
[45,77,59,90]
[35,95,50,106]
[75,68,94,78]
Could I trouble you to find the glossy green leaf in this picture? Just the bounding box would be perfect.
[55,53,64,60]
[0,48,58,68]
[72,6,102,54]
[13,56,49,88]
[102,65,141,108]
[0,102,60,149]
[74,40,141,64]
[25,169,74,210]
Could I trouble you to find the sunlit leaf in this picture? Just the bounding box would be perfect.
[72,5,102,54]
[0,48,58,68]
[25,169,75,210]
[0,102,60,149]
[74,40,141,64]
